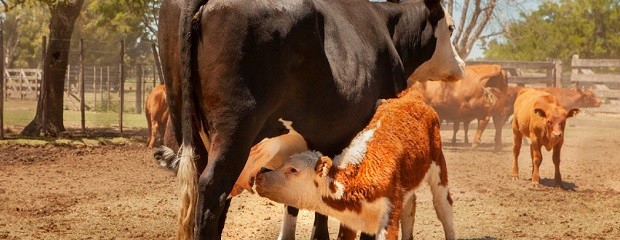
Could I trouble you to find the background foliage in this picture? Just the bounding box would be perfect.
[483,0,620,62]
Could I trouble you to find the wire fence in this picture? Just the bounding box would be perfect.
[1,36,163,137]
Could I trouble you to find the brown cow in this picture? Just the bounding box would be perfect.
[504,86,524,119]
[413,64,508,150]
[511,88,579,188]
[255,88,455,240]
[145,84,169,148]
[539,87,602,109]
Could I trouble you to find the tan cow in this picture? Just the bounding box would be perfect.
[255,88,455,240]
[145,84,169,148]
[511,88,579,188]
[412,64,508,150]
[539,87,602,109]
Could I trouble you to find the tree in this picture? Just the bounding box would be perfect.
[483,0,620,62]
[444,0,537,59]
[15,0,85,137]
[1,3,49,68]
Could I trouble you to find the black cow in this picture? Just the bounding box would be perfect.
[158,0,465,239]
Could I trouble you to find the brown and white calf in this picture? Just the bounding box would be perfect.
[511,88,579,188]
[255,89,455,240]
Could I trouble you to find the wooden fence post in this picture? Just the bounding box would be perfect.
[0,28,4,139]
[136,64,142,114]
[151,43,164,84]
[93,66,97,110]
[107,66,110,111]
[554,60,562,88]
[119,40,125,133]
[99,66,103,109]
[571,54,580,88]
[79,39,85,134]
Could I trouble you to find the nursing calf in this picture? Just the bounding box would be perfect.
[256,89,455,240]
[511,88,579,187]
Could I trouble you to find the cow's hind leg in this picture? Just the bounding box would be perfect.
[492,114,505,151]
[472,117,489,149]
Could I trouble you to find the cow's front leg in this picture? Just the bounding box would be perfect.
[463,120,470,144]
[278,206,298,240]
[311,212,329,240]
[529,142,543,187]
[552,142,564,188]
[451,121,459,144]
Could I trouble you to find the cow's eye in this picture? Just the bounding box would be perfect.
[448,25,455,33]
[287,168,298,174]
[547,121,553,126]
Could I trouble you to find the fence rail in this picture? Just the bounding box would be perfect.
[571,54,620,99]
[467,59,562,87]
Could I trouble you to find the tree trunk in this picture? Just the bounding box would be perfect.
[22,0,84,137]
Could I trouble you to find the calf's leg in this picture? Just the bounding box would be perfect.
[511,130,523,179]
[400,193,417,240]
[529,143,543,187]
[552,143,563,188]
[426,165,455,240]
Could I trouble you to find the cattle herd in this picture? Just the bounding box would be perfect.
[142,0,604,239]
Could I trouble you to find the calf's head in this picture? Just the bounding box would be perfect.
[534,107,579,145]
[255,151,334,209]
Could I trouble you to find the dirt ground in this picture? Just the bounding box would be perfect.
[1,113,619,240]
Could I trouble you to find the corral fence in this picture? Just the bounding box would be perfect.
[466,59,563,87]
[570,54,620,101]
[0,34,165,139]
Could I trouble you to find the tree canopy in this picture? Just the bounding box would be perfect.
[483,0,620,62]
[1,0,160,68]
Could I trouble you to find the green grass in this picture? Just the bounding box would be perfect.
[2,100,146,129]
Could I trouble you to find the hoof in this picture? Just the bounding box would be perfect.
[153,146,179,173]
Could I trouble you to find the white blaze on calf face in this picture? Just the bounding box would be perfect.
[408,10,465,85]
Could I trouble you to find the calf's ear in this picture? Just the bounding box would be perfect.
[567,108,580,118]
[534,108,546,118]
[315,156,333,178]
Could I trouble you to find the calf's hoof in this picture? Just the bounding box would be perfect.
[470,143,480,150]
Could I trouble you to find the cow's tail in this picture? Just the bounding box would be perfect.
[176,143,198,240]
[176,1,209,239]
